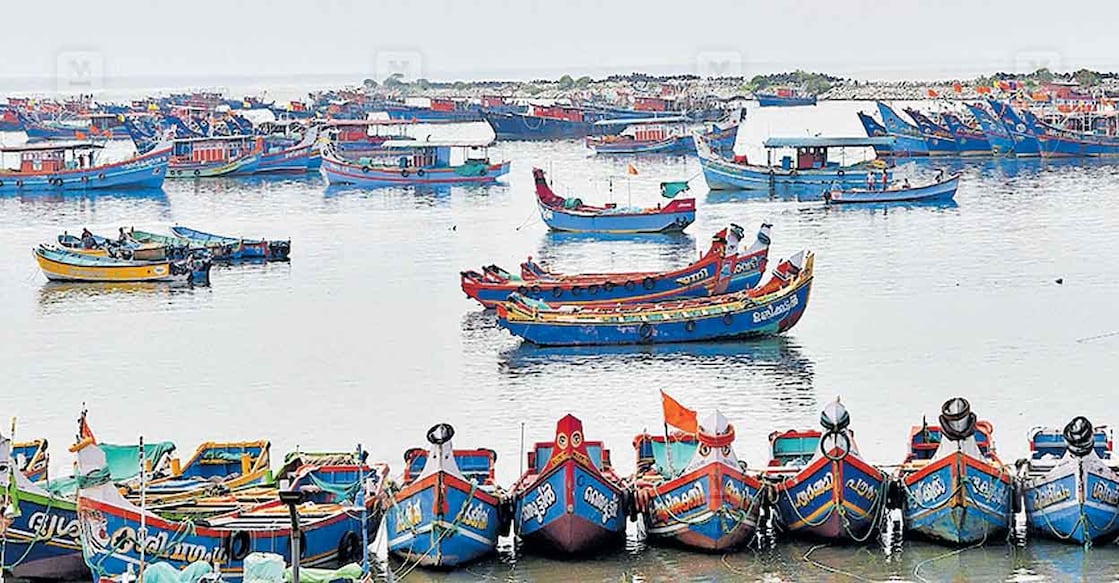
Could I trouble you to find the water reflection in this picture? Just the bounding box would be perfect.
[37,280,209,314]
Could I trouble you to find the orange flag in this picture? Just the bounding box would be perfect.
[626,163,638,176]
[661,390,697,433]
[926,89,939,98]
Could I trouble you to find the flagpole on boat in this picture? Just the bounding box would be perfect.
[139,436,147,583]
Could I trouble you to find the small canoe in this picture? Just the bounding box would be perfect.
[170,226,290,261]
[533,168,695,233]
[824,174,960,204]
[34,246,211,283]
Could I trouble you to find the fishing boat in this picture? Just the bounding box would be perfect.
[823,173,960,204]
[756,88,817,107]
[1019,417,1119,545]
[319,140,510,187]
[496,250,814,346]
[385,424,507,568]
[125,229,197,260]
[11,438,50,482]
[987,100,1041,157]
[697,135,893,195]
[166,135,263,178]
[586,117,693,154]
[256,126,320,173]
[34,246,211,284]
[898,398,1013,545]
[696,108,745,156]
[461,223,771,308]
[964,104,1017,156]
[940,112,992,156]
[857,108,927,157]
[72,438,373,582]
[484,103,626,141]
[878,102,953,155]
[0,140,170,192]
[766,399,887,542]
[532,168,695,233]
[902,108,960,155]
[632,394,765,551]
[58,231,170,261]
[170,226,291,262]
[512,414,627,555]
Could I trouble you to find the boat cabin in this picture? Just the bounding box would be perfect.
[594,116,688,142]
[633,433,698,477]
[761,136,895,170]
[904,422,994,463]
[403,447,497,485]
[0,141,104,172]
[633,96,676,112]
[375,140,494,169]
[172,135,261,164]
[526,439,612,474]
[528,103,585,122]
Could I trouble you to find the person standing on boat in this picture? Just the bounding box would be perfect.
[865,172,874,191]
[903,178,911,189]
[881,172,888,190]
[81,228,95,249]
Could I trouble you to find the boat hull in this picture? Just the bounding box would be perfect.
[486,113,619,141]
[698,152,883,193]
[641,463,763,551]
[540,199,695,234]
[0,489,87,580]
[757,95,816,107]
[386,471,500,568]
[825,175,959,204]
[320,158,510,187]
[902,452,1012,545]
[1024,457,1119,545]
[772,454,885,541]
[590,135,694,155]
[34,248,203,283]
[514,458,625,555]
[497,273,812,347]
[167,153,262,178]
[0,147,169,192]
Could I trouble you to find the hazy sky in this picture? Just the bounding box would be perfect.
[2,0,1117,87]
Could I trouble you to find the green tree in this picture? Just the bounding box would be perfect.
[1032,68,1054,83]
[575,76,593,89]
[362,78,378,90]
[557,75,575,90]
[1074,69,1100,87]
[383,73,406,88]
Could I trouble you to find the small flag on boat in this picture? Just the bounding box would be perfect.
[926,89,938,98]
[660,181,690,199]
[626,163,638,176]
[78,411,96,444]
[661,390,697,433]
[952,82,962,94]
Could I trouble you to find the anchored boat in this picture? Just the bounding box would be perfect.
[766,399,887,542]
[898,398,1012,545]
[170,226,290,262]
[58,231,170,261]
[167,135,263,178]
[532,167,696,233]
[824,173,960,204]
[385,424,508,568]
[512,415,627,555]
[34,246,211,284]
[496,251,813,347]
[0,140,170,192]
[965,103,1017,156]
[586,117,693,154]
[632,395,765,551]
[1019,417,1119,545]
[462,223,770,308]
[319,140,510,187]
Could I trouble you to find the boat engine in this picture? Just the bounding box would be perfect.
[938,397,977,441]
[1063,416,1096,457]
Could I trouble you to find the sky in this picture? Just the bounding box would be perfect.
[1,0,1118,92]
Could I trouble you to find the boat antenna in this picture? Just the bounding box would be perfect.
[138,436,147,582]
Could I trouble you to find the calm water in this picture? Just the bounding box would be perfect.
[2,102,1119,581]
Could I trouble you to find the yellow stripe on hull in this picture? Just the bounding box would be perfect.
[36,255,177,282]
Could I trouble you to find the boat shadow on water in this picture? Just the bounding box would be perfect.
[322,181,507,204]
[37,280,208,313]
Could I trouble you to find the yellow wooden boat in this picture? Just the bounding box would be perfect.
[34,246,208,283]
[57,233,168,261]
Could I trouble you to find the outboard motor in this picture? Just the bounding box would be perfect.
[1063,416,1096,457]
[939,397,976,441]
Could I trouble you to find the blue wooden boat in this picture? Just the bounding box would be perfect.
[496,251,813,346]
[512,414,627,555]
[876,102,945,155]
[697,108,744,156]
[169,226,290,261]
[319,140,510,187]
[10,438,49,483]
[899,398,1013,545]
[586,117,693,154]
[964,104,1017,156]
[824,173,960,204]
[0,141,170,192]
[462,223,771,308]
[903,108,960,155]
[532,168,695,233]
[766,399,887,542]
[256,126,320,173]
[485,103,627,141]
[72,439,375,582]
[987,100,1041,157]
[698,135,893,195]
[167,135,263,178]
[385,424,507,568]
[756,89,817,107]
[1020,418,1119,545]
[632,410,764,551]
[1016,108,1119,158]
[940,112,992,156]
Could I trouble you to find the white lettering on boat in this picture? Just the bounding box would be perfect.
[911,475,947,506]
[1032,482,1071,510]
[794,472,833,509]
[520,482,556,524]
[28,511,81,541]
[651,481,706,522]
[732,256,760,274]
[461,500,490,531]
[582,486,619,524]
[752,295,799,324]
[846,477,879,503]
[1091,481,1119,506]
[675,268,709,286]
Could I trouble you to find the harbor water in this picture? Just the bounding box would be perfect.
[2,102,1118,581]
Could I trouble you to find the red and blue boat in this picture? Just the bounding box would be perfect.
[940,111,992,156]
[169,226,290,262]
[898,398,1012,545]
[167,135,263,178]
[532,168,696,233]
[256,126,320,173]
[385,424,507,568]
[512,414,627,555]
[902,108,960,155]
[1020,418,1119,545]
[496,250,814,346]
[765,399,887,542]
[878,102,947,155]
[586,117,693,154]
[756,88,817,107]
[986,99,1041,157]
[0,140,170,193]
[319,140,510,187]
[485,103,626,141]
[461,223,771,308]
[697,108,745,156]
[964,104,1017,156]
[632,404,765,551]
